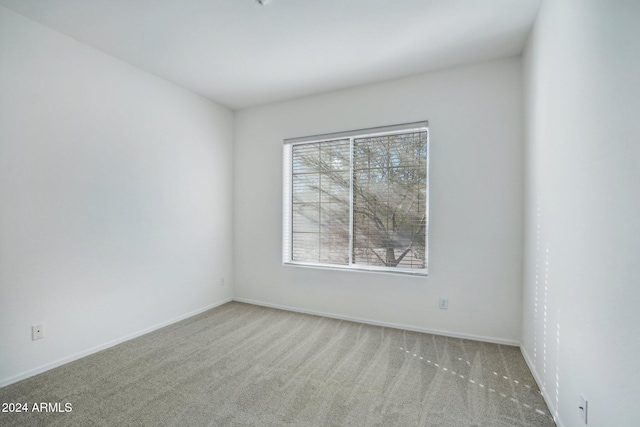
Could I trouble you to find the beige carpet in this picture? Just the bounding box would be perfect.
[0,302,555,426]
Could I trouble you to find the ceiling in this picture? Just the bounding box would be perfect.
[0,0,542,110]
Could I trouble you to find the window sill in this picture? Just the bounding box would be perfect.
[283,261,428,277]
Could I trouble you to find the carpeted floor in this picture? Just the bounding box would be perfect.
[0,302,556,426]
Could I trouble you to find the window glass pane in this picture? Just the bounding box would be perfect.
[320,140,350,172]
[320,234,349,265]
[286,127,427,273]
[292,144,320,174]
[293,204,319,233]
[291,139,350,265]
[292,174,319,204]
[352,131,427,269]
[320,171,349,203]
[319,201,349,230]
[292,232,319,262]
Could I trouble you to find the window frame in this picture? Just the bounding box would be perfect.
[283,121,429,276]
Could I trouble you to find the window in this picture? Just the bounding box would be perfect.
[283,122,429,275]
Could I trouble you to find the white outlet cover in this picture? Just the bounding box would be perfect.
[579,395,588,424]
[32,324,44,340]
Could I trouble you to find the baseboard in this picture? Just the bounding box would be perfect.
[520,346,564,427]
[0,297,233,388]
[233,297,520,346]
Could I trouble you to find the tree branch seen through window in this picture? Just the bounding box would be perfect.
[284,124,428,274]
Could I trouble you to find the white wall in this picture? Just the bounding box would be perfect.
[0,6,234,386]
[522,1,640,426]
[234,58,524,344]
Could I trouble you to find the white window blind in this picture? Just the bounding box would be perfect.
[283,122,429,275]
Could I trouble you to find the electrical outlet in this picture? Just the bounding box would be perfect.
[32,324,44,340]
[579,395,588,424]
[439,298,448,310]
[220,277,225,286]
